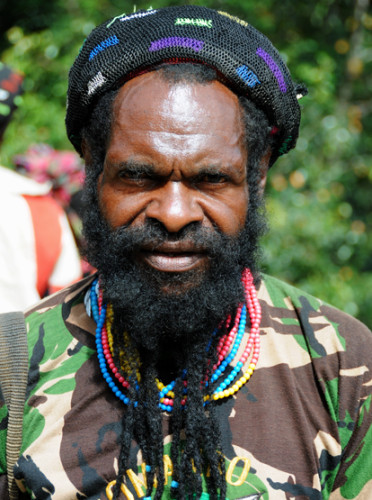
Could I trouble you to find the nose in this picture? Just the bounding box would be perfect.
[145,181,204,233]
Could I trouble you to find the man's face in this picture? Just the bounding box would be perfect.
[97,71,249,293]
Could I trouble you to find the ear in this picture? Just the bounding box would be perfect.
[257,148,271,197]
[81,138,93,167]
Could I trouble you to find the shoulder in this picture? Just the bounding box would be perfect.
[258,273,372,361]
[260,273,371,333]
[24,273,97,320]
[23,274,97,357]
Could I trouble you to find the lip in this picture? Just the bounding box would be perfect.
[139,242,208,272]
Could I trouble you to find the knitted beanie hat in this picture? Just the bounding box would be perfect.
[0,62,24,136]
[66,5,307,166]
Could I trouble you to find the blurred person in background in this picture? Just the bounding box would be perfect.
[0,62,82,312]
[13,142,95,276]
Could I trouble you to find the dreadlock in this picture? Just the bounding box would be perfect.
[81,63,271,499]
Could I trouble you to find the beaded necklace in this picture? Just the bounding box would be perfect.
[90,268,261,412]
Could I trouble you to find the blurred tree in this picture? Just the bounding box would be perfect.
[0,0,371,327]
[0,0,63,51]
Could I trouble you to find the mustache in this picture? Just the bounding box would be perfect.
[108,219,240,258]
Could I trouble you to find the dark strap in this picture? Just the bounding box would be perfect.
[0,311,28,500]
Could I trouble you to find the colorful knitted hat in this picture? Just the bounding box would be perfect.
[66,5,307,166]
[0,63,24,136]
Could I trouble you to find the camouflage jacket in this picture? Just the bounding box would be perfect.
[1,274,372,499]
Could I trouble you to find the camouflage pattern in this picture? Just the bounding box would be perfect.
[1,273,372,499]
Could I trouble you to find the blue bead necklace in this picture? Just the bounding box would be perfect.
[89,269,260,413]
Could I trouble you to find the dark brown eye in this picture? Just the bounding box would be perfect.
[199,173,228,184]
[118,167,153,186]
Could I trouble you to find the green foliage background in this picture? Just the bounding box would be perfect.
[0,0,371,328]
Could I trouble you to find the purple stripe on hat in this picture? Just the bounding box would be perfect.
[256,47,287,93]
[149,37,204,53]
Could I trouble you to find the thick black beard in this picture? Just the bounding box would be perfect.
[82,168,265,355]
[82,161,266,498]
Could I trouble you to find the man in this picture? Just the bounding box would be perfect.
[1,6,371,499]
[0,63,82,312]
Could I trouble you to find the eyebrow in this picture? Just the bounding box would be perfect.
[109,160,155,174]
[107,159,245,179]
[191,163,247,183]
[195,164,239,175]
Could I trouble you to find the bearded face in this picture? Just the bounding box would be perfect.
[82,172,265,355]
[81,72,267,353]
[78,66,270,500]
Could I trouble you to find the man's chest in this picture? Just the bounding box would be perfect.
[16,352,332,500]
